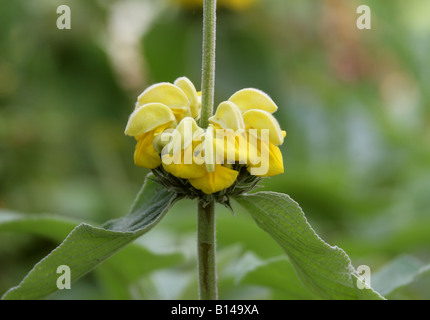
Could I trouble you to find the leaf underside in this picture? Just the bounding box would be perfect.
[234,191,384,300]
[2,176,179,300]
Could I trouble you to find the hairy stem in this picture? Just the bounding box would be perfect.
[197,199,217,300]
[199,0,217,128]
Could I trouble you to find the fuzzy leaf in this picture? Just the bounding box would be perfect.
[234,191,384,300]
[2,176,179,300]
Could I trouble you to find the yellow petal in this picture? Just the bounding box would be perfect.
[137,82,190,111]
[213,129,248,164]
[248,141,284,177]
[174,77,200,119]
[197,91,202,105]
[134,131,161,169]
[175,117,205,150]
[228,88,278,114]
[161,150,206,179]
[125,102,176,136]
[209,101,245,131]
[214,130,236,164]
[153,128,175,154]
[189,165,239,194]
[242,109,284,145]
[171,105,192,122]
[161,117,204,157]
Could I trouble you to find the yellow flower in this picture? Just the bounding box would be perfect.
[209,88,286,177]
[161,145,207,179]
[125,77,285,196]
[134,122,173,169]
[188,125,239,194]
[189,164,239,194]
[161,117,207,179]
[220,0,258,11]
[161,121,240,194]
[124,77,200,169]
[246,131,285,177]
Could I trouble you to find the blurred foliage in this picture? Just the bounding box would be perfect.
[1,0,430,299]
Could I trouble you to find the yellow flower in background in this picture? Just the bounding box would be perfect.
[125,78,285,195]
[171,0,258,11]
[219,0,258,11]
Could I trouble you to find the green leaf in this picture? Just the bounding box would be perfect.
[1,176,180,300]
[234,191,384,300]
[372,255,426,297]
[236,253,319,300]
[0,210,184,300]
[0,211,81,242]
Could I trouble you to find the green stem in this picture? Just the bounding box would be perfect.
[197,199,217,300]
[199,0,217,128]
[197,0,217,300]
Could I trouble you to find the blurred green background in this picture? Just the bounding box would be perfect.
[1,0,430,299]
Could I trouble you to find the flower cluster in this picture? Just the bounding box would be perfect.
[125,77,285,197]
